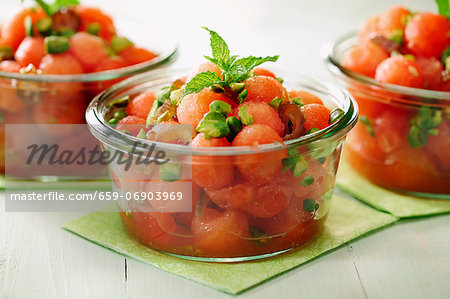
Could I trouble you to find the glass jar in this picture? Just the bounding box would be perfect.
[0,17,178,178]
[325,33,450,199]
[86,68,358,261]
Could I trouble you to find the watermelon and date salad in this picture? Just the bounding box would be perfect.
[332,0,450,196]
[0,0,157,75]
[0,0,161,173]
[106,28,351,259]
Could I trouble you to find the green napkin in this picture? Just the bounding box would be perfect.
[337,161,450,218]
[0,175,111,191]
[62,194,396,294]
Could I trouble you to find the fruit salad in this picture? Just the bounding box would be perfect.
[86,28,357,260]
[0,0,174,174]
[326,1,450,197]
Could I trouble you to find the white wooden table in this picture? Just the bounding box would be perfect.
[1,0,449,298]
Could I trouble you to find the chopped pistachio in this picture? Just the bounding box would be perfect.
[209,100,232,116]
[238,104,254,126]
[269,97,283,110]
[111,36,134,53]
[45,36,70,54]
[87,22,101,35]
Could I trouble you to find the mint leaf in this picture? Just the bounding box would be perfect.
[227,55,279,82]
[203,27,232,69]
[181,71,222,98]
[436,0,450,19]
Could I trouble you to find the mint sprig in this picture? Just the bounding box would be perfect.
[181,28,279,99]
[436,0,450,19]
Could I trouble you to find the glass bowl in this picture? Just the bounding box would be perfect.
[324,33,450,199]
[0,16,178,176]
[85,68,358,262]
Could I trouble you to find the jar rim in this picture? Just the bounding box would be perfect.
[85,67,358,156]
[0,48,178,83]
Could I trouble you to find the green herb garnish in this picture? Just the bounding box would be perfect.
[249,226,269,247]
[87,23,101,36]
[44,36,70,54]
[269,97,283,110]
[0,46,13,60]
[389,29,404,44]
[28,0,80,16]
[300,175,315,186]
[159,162,183,182]
[209,100,232,117]
[181,28,278,99]
[111,36,134,53]
[291,97,304,107]
[303,198,319,213]
[282,149,309,178]
[136,128,146,139]
[226,116,242,140]
[441,46,450,69]
[24,16,34,37]
[238,104,254,126]
[359,115,375,137]
[408,107,442,148]
[36,17,52,35]
[113,110,127,120]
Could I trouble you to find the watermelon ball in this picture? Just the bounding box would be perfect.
[252,67,276,78]
[186,61,223,81]
[191,209,251,257]
[416,56,444,90]
[39,53,84,75]
[121,212,177,248]
[229,101,284,136]
[378,5,410,36]
[375,55,424,88]
[206,181,257,210]
[94,56,127,72]
[14,36,46,68]
[177,88,234,129]
[243,184,291,218]
[0,60,21,72]
[232,124,285,184]
[342,42,389,78]
[358,16,381,43]
[115,115,146,136]
[125,92,156,119]
[254,198,317,251]
[404,12,450,59]
[70,32,108,72]
[119,46,158,66]
[288,90,324,105]
[191,133,234,190]
[300,104,331,133]
[244,75,288,104]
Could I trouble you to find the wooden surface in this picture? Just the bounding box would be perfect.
[1,0,449,298]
